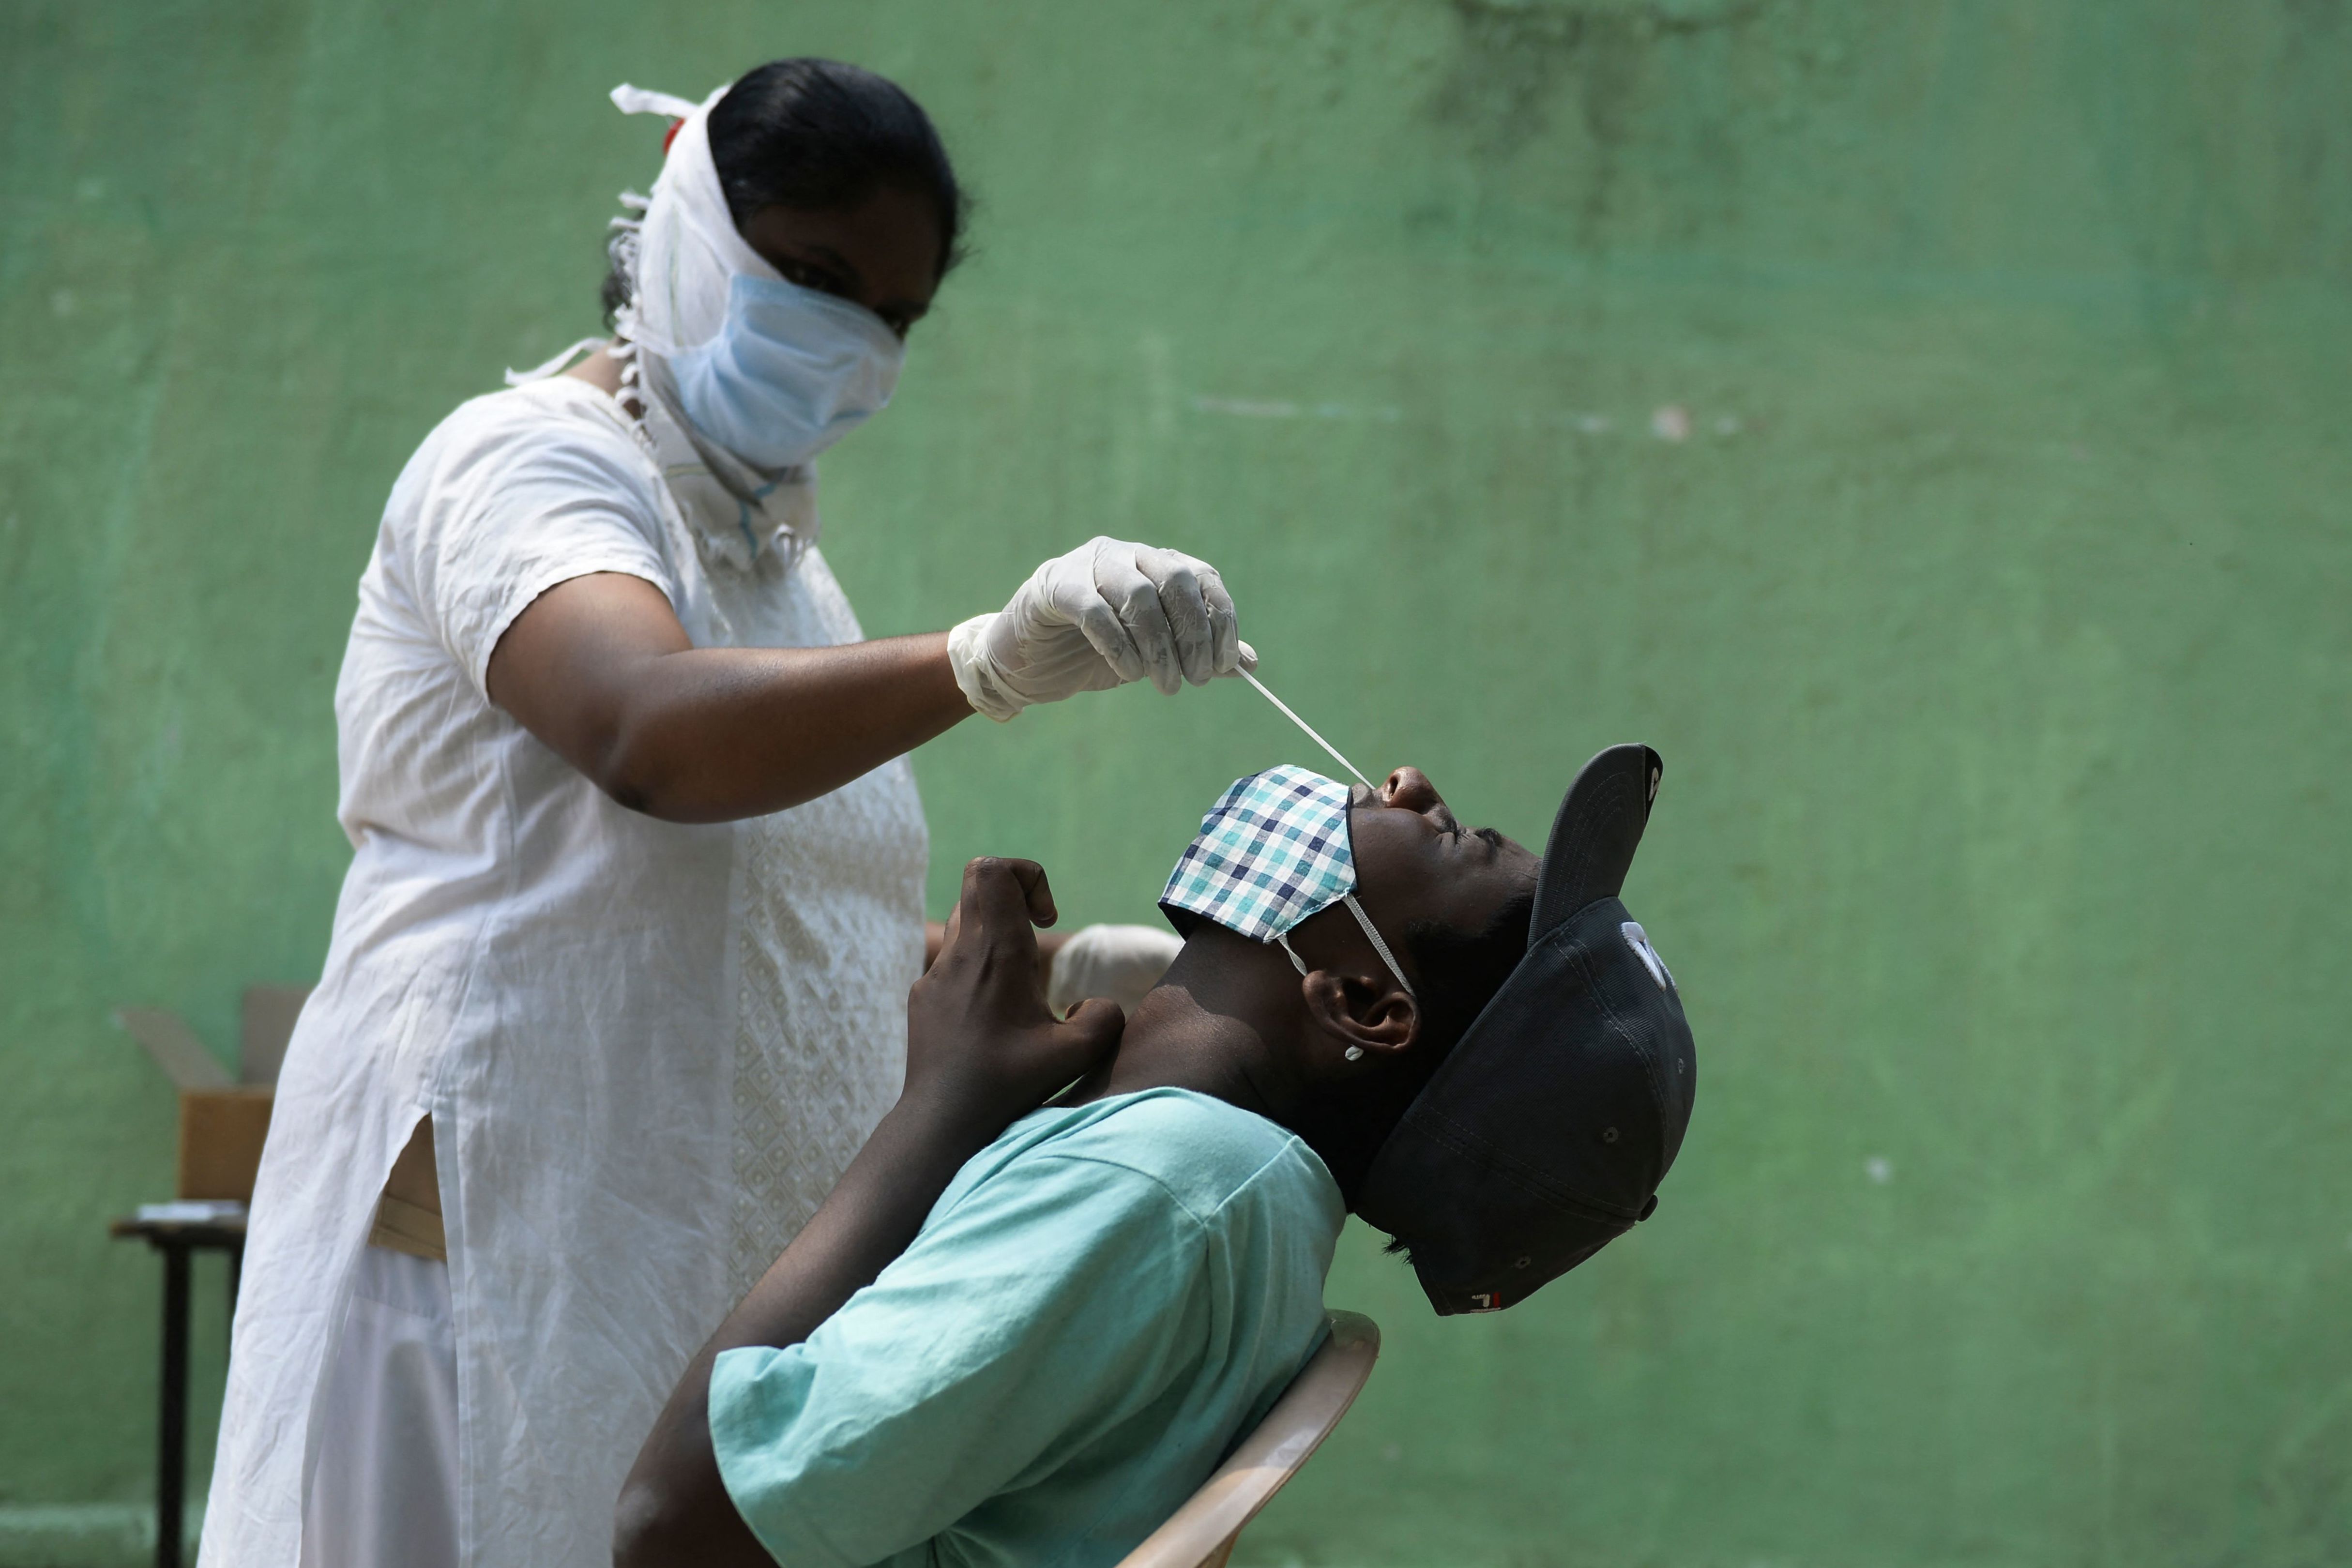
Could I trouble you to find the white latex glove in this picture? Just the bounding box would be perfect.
[947,537,1247,722]
[1047,924,1185,1017]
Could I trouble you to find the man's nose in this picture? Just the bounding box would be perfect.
[1380,767,1443,814]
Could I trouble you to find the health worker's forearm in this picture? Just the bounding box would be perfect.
[487,571,978,825]
[600,632,971,822]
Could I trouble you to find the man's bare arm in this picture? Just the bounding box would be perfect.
[613,859,1123,1568]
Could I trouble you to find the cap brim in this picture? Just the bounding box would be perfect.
[1529,744,1660,943]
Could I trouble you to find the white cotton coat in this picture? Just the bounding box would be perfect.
[197,373,926,1568]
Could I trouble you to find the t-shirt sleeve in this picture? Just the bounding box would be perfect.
[708,1156,1213,1568]
[397,396,679,698]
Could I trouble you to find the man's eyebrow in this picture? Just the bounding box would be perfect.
[1473,826,1505,852]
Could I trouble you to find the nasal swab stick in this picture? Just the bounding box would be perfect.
[1238,669,1375,791]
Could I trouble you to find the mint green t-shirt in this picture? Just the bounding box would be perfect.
[707,1087,1347,1568]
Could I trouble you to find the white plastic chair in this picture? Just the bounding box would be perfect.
[1112,1311,1381,1568]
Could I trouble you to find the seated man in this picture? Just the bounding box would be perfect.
[616,748,1698,1568]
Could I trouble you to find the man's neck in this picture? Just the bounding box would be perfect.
[1058,929,1411,1202]
[1073,983,1278,1112]
[1062,930,1300,1115]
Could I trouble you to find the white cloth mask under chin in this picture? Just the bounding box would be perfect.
[1158,765,1415,998]
[666,272,905,470]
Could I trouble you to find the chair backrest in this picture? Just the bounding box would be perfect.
[1113,1310,1381,1568]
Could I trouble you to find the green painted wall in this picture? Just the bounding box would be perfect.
[5,0,2348,1563]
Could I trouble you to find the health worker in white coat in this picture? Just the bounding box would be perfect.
[203,60,1220,1568]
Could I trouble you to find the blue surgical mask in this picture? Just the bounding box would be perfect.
[664,272,905,469]
[1159,766,1415,995]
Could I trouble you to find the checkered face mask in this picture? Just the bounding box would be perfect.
[1159,766,1415,995]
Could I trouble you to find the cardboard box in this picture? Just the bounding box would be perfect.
[119,988,309,1204]
[178,1088,276,1202]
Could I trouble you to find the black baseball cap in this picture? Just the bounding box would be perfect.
[1356,744,1698,1314]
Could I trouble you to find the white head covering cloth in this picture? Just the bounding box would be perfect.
[609,84,782,356]
[497,84,826,573]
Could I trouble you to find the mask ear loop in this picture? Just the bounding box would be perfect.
[1341,895,1416,998]
[1274,897,1416,999]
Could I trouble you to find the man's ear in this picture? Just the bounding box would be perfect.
[1299,969,1418,1068]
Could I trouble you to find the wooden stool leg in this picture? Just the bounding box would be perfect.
[156,1242,191,1568]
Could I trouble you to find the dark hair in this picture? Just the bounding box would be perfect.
[1293,889,1536,1209]
[1367,890,1535,1256]
[1403,891,1537,1072]
[602,58,970,326]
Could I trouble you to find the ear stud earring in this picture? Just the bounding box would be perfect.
[1344,1046,1365,1062]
